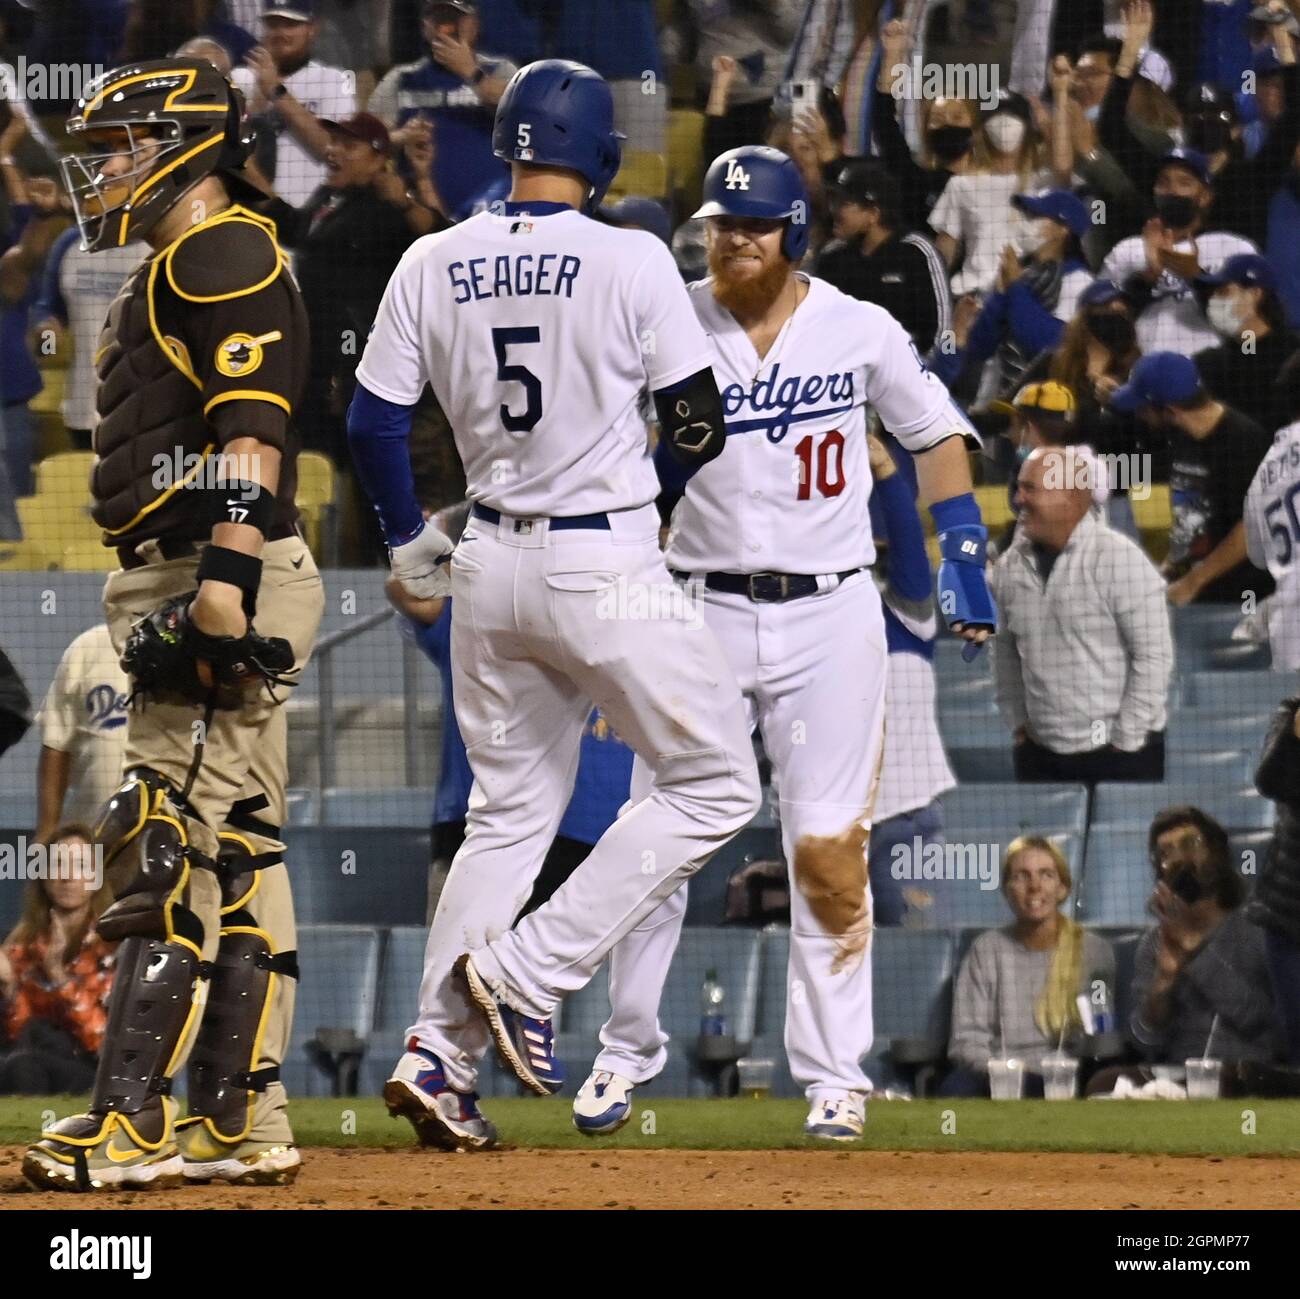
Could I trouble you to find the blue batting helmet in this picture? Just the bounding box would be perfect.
[492,59,625,209]
[693,146,811,262]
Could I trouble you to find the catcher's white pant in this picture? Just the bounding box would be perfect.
[405,504,760,1092]
[593,572,888,1101]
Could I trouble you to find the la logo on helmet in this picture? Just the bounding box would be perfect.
[724,159,750,190]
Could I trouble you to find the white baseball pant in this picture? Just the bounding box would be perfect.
[592,571,888,1102]
[404,503,761,1092]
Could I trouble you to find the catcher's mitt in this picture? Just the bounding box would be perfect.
[122,592,296,708]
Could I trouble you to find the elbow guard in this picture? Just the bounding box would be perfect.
[653,367,726,468]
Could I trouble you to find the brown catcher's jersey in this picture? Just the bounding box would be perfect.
[91,202,309,550]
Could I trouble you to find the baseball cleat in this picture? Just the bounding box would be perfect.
[383,1043,499,1151]
[23,1100,184,1192]
[455,952,565,1096]
[572,1070,635,1135]
[804,1095,866,1142]
[176,1118,303,1184]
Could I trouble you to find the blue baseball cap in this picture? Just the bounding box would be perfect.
[1199,252,1277,290]
[1079,277,1128,309]
[1157,147,1212,187]
[1012,189,1089,237]
[598,196,672,245]
[1110,352,1204,413]
[262,0,314,18]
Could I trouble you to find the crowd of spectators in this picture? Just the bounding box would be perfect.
[1,0,1300,1095]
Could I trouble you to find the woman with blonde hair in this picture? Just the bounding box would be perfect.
[939,835,1115,1097]
[0,824,115,1094]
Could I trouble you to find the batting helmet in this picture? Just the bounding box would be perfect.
[693,146,811,262]
[61,58,250,252]
[492,59,625,210]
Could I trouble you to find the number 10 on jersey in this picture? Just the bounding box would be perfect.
[794,430,846,499]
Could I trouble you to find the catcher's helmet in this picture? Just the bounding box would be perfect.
[61,58,250,252]
[492,59,625,209]
[693,145,811,262]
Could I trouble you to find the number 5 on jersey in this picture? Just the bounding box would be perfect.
[492,325,543,432]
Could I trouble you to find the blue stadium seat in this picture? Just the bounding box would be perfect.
[939,783,1088,837]
[0,795,33,830]
[283,925,382,1097]
[285,788,315,827]
[321,787,432,827]
[1174,640,1271,672]
[1075,830,1152,926]
[937,708,1008,746]
[1090,782,1274,832]
[287,826,428,924]
[948,746,1016,782]
[1168,710,1274,751]
[910,834,1080,929]
[1164,749,1256,783]
[555,927,763,1098]
[1182,671,1290,714]
[935,672,997,709]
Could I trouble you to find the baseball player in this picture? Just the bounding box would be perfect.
[570,146,996,1142]
[347,59,760,1151]
[23,59,323,1191]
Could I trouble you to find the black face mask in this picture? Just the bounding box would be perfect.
[1084,311,1136,354]
[928,126,973,163]
[1154,193,1199,229]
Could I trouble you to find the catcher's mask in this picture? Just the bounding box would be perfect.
[61,58,252,253]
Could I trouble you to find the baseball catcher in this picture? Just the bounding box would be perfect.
[23,57,323,1191]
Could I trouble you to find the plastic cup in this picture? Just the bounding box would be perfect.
[736,1056,775,1099]
[1041,1054,1078,1101]
[987,1057,1025,1100]
[1185,1057,1223,1100]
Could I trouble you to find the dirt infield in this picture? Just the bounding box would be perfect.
[3,1146,1298,1209]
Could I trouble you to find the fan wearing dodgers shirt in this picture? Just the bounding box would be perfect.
[569,146,997,1144]
[346,60,763,1151]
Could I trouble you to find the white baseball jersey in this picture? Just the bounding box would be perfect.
[666,273,972,574]
[231,61,355,207]
[1245,419,1300,671]
[357,210,704,517]
[1100,231,1257,356]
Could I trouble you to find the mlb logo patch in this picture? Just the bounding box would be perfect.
[510,220,534,235]
[517,147,534,161]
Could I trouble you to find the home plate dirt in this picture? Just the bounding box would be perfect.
[3,1147,1298,1209]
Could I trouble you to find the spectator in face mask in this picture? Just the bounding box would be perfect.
[872,20,972,234]
[929,91,1051,296]
[1101,150,1259,356]
[1195,253,1299,431]
[1242,48,1288,161]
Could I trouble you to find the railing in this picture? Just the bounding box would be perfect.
[313,608,426,805]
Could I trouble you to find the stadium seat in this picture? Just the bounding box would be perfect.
[1129,484,1171,555]
[939,782,1088,837]
[947,746,1016,782]
[935,671,996,709]
[607,149,668,200]
[283,925,382,1097]
[0,538,60,571]
[911,834,1080,929]
[285,788,315,826]
[1168,709,1274,748]
[1164,748,1256,783]
[321,786,431,827]
[1182,671,1289,715]
[1075,829,1153,926]
[973,483,1015,534]
[296,451,338,565]
[667,108,706,202]
[287,826,428,924]
[33,451,94,496]
[557,926,763,1098]
[0,794,34,830]
[1090,781,1274,832]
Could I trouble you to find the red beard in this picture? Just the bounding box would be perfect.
[708,242,790,318]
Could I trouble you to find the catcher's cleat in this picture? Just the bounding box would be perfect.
[572,1070,635,1136]
[23,1099,183,1192]
[176,1118,302,1184]
[384,1043,499,1151]
[803,1094,866,1142]
[455,953,564,1096]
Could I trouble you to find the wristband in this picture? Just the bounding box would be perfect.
[212,479,275,535]
[929,491,982,535]
[197,544,263,612]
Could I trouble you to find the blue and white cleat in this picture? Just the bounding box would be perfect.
[455,953,565,1096]
[383,1043,499,1151]
[572,1071,635,1136]
[804,1095,866,1142]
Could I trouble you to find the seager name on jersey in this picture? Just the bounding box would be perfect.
[720,362,856,442]
[449,253,582,304]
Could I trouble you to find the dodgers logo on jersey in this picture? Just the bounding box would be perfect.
[724,159,750,191]
[720,363,856,442]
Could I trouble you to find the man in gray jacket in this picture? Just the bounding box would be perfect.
[991,446,1173,783]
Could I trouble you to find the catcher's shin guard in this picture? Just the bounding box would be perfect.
[85,769,210,1115]
[185,824,298,1142]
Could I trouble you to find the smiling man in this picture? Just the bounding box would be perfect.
[570,145,996,1144]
